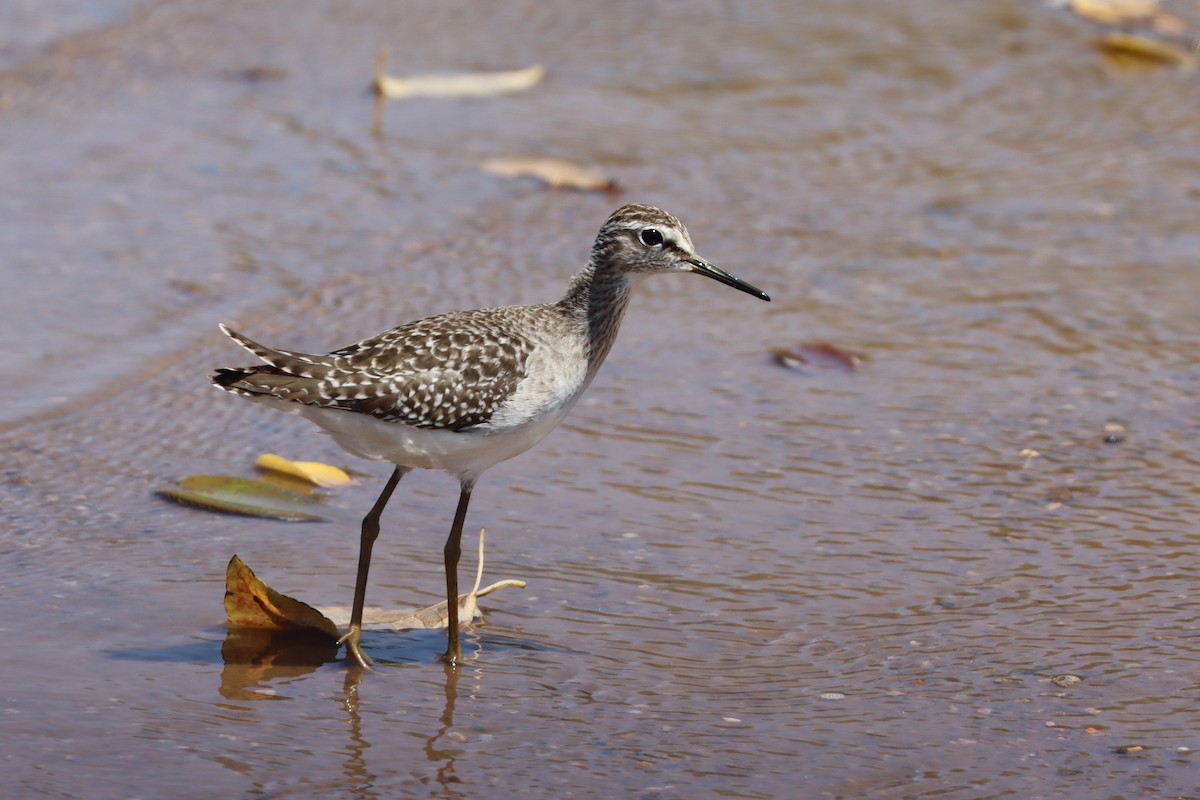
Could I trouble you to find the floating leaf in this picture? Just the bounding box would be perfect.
[481,157,618,192]
[255,453,352,488]
[1096,32,1197,68]
[374,47,544,99]
[772,342,862,374]
[157,475,326,521]
[224,555,340,640]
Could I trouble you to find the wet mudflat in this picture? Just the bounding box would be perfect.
[2,1,1199,798]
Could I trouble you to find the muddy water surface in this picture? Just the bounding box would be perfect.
[3,2,1200,798]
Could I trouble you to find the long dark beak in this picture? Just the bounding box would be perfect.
[686,257,771,301]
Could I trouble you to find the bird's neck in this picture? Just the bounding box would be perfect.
[557,258,637,378]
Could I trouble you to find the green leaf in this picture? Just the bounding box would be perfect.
[157,475,326,521]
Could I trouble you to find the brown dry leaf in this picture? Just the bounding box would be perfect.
[772,342,862,374]
[481,157,618,192]
[374,47,545,99]
[255,453,352,488]
[1069,0,1159,25]
[1096,32,1197,68]
[224,555,340,640]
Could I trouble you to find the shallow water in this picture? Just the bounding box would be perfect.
[3,1,1200,798]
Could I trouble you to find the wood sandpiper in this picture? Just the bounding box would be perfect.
[212,203,770,667]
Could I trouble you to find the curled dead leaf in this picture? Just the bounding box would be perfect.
[481,157,618,192]
[224,555,340,640]
[374,47,545,99]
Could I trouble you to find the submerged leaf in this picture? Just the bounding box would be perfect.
[255,453,352,487]
[224,555,340,640]
[481,157,618,191]
[157,475,326,521]
[374,48,545,99]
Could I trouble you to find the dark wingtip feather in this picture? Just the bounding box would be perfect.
[212,368,250,388]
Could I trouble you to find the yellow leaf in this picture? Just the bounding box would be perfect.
[1069,0,1158,25]
[374,47,545,99]
[481,157,618,192]
[224,555,340,640]
[256,453,352,487]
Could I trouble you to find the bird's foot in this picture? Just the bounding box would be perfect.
[337,624,377,670]
[438,627,465,666]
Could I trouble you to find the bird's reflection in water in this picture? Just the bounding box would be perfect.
[424,663,464,796]
[339,630,483,799]
[218,624,487,796]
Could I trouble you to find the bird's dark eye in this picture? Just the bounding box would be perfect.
[639,228,665,247]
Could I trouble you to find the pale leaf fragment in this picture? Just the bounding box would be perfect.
[374,48,545,99]
[389,579,529,630]
[256,453,352,487]
[481,157,618,192]
[317,529,526,631]
[1151,12,1186,35]
[389,529,529,630]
